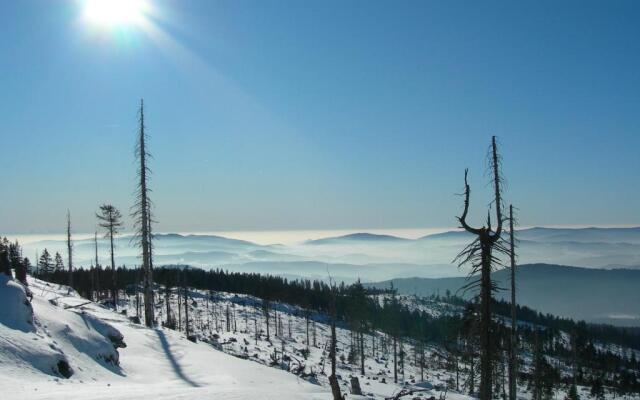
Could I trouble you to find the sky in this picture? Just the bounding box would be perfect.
[1,0,639,235]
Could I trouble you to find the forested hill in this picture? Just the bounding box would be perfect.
[366,264,640,327]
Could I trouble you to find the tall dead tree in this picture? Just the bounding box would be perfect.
[508,204,518,400]
[93,230,100,300]
[184,281,190,337]
[328,279,343,400]
[455,136,508,400]
[97,204,123,309]
[132,99,155,328]
[66,210,73,288]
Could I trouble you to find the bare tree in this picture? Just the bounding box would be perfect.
[96,204,123,309]
[93,230,100,300]
[262,299,271,341]
[508,204,518,400]
[328,278,343,400]
[66,210,73,288]
[455,136,509,400]
[131,99,155,328]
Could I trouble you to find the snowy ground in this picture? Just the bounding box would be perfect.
[0,276,330,400]
[129,288,465,400]
[1,275,637,400]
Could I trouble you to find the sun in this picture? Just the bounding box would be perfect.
[82,0,149,28]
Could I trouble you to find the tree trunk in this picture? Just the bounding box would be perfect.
[360,329,365,375]
[67,211,73,288]
[509,205,517,400]
[329,310,342,400]
[138,99,155,328]
[393,335,398,384]
[184,285,189,336]
[479,241,493,400]
[109,226,117,311]
[166,286,171,327]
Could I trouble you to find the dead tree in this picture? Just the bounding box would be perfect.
[66,210,73,288]
[184,282,190,337]
[359,330,365,376]
[455,136,508,400]
[93,231,100,300]
[96,204,123,309]
[305,308,311,349]
[165,285,174,329]
[262,299,271,341]
[508,204,518,400]
[393,335,398,383]
[132,99,155,328]
[328,279,343,400]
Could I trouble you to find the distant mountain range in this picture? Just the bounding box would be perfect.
[14,228,640,326]
[306,232,411,245]
[17,226,640,280]
[365,263,640,327]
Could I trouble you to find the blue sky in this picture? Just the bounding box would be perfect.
[1,0,639,234]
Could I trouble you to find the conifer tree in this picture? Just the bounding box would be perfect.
[38,249,53,275]
[16,257,30,284]
[8,241,21,272]
[97,204,123,308]
[0,250,10,276]
[54,252,64,271]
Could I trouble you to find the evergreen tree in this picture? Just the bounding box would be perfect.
[23,257,33,274]
[54,252,64,271]
[591,377,605,400]
[15,257,29,285]
[38,249,53,275]
[96,203,123,308]
[568,383,580,400]
[8,241,21,272]
[0,250,10,276]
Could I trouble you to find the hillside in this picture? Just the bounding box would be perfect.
[0,275,329,400]
[4,267,640,399]
[366,263,640,326]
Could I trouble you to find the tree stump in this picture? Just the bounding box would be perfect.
[350,376,363,395]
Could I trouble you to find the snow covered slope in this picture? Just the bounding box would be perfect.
[0,276,329,400]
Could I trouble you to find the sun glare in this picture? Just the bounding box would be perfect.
[82,0,149,28]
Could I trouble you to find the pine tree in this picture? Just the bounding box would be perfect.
[97,204,123,309]
[15,257,29,285]
[568,383,580,400]
[54,252,64,271]
[38,248,54,275]
[0,250,11,276]
[8,241,21,272]
[591,377,605,400]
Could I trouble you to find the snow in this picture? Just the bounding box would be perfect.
[3,274,637,400]
[1,276,330,400]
